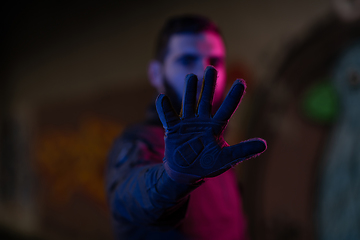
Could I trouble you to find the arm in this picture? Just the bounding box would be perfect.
[106,65,267,231]
[105,136,200,230]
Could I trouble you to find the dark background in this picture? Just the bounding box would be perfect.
[0,1,343,239]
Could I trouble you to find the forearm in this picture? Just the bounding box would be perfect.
[107,161,199,229]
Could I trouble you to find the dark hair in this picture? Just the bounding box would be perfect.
[154,14,222,62]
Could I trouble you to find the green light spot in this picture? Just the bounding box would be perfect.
[302,81,339,124]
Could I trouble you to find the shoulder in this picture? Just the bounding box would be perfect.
[121,123,165,147]
[109,123,165,166]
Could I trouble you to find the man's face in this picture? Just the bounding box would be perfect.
[162,31,226,112]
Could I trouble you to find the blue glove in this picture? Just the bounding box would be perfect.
[156,66,267,184]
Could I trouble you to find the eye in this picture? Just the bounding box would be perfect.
[348,69,360,88]
[209,57,223,67]
[178,55,197,67]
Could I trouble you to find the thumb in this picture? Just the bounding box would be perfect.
[220,138,267,165]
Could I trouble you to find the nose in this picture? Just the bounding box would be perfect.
[194,59,208,81]
[195,64,209,99]
[195,70,204,95]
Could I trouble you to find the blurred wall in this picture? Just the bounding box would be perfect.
[7,0,331,107]
[1,0,332,239]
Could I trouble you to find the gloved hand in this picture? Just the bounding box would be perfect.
[156,66,267,185]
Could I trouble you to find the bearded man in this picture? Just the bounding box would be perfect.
[106,15,267,240]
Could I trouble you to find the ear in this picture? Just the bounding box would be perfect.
[148,60,165,93]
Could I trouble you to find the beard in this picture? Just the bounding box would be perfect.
[163,76,224,116]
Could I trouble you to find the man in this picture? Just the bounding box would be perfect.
[106,15,267,240]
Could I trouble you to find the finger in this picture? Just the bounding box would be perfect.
[155,94,180,129]
[220,138,267,165]
[197,66,217,117]
[181,74,198,119]
[213,79,246,122]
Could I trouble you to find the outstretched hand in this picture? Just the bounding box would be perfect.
[156,66,266,184]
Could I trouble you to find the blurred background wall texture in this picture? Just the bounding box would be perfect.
[3,0,359,239]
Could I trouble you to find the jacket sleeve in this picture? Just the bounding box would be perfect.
[105,135,200,230]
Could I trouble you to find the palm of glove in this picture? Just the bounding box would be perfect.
[156,66,266,184]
